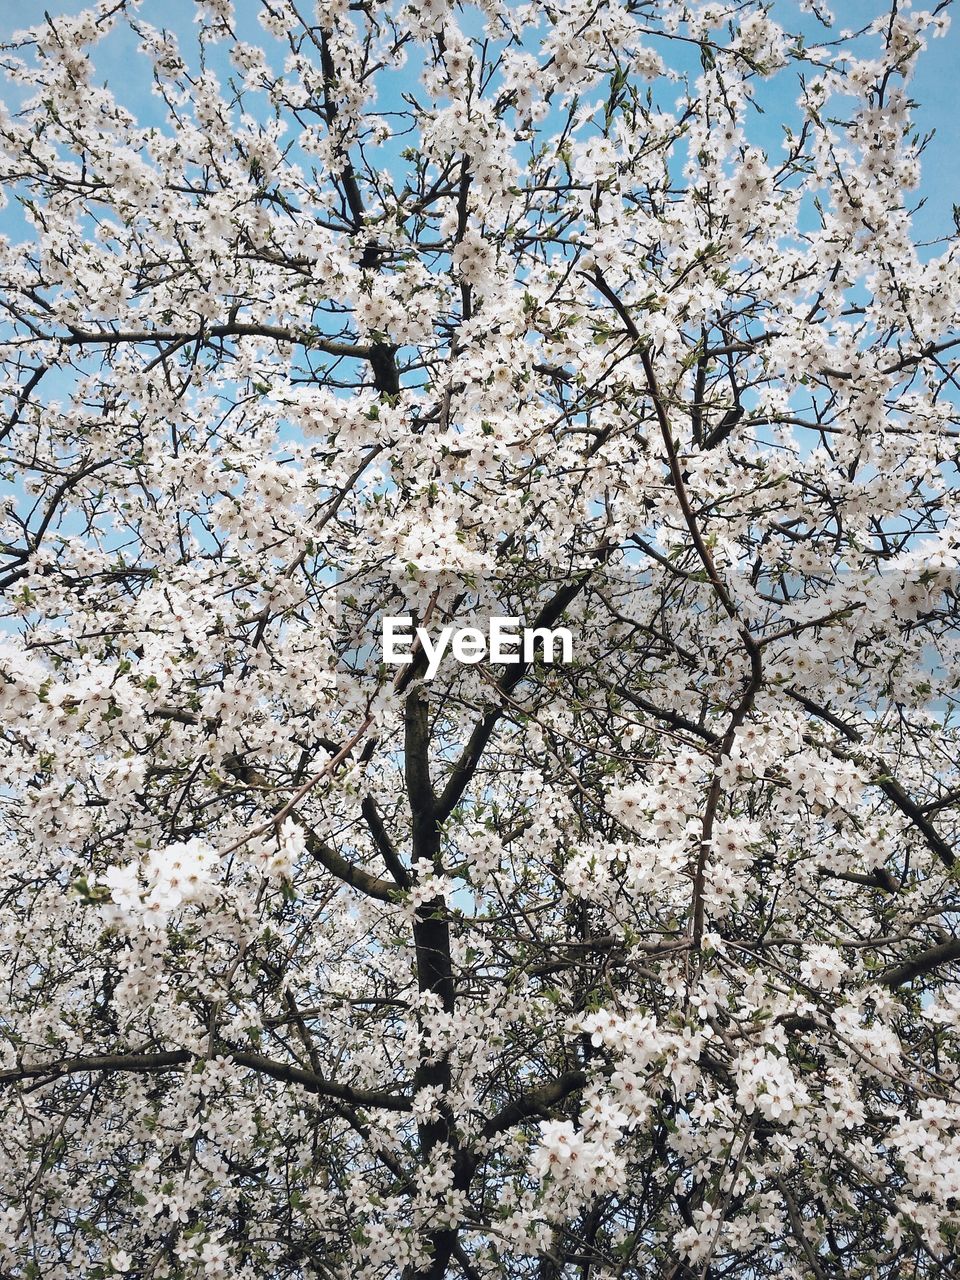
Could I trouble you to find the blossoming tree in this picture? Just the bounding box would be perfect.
[1,0,959,1275]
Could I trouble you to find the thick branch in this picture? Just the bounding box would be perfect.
[882,939,960,988]
[484,1070,589,1138]
[435,571,597,824]
[405,689,437,837]
[54,323,367,359]
[304,826,398,902]
[361,794,411,888]
[0,1051,191,1084]
[0,1048,412,1111]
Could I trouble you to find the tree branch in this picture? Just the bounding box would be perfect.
[0,1048,413,1111]
[54,323,367,359]
[303,825,399,902]
[435,570,598,824]
[882,938,960,988]
[484,1070,589,1138]
[789,689,956,870]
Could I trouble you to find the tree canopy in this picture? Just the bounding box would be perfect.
[1,0,960,1277]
